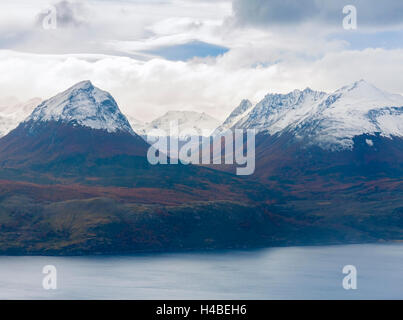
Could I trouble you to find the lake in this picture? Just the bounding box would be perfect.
[0,243,402,299]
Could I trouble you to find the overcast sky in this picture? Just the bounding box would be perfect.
[1,0,403,121]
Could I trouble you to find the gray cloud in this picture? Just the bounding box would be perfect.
[36,1,86,29]
[232,0,403,28]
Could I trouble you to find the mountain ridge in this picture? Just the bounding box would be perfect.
[218,80,403,151]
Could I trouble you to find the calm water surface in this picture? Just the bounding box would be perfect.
[0,244,402,299]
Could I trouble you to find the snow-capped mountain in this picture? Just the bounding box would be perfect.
[25,80,134,134]
[144,110,220,139]
[0,97,42,137]
[220,80,403,150]
[0,81,150,167]
[294,80,403,150]
[213,99,253,135]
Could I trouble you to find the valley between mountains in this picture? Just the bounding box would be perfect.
[0,80,401,255]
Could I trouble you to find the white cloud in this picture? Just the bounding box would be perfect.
[1,47,403,123]
[0,0,402,125]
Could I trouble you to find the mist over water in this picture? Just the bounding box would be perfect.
[0,244,402,300]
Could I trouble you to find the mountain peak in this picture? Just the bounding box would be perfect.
[70,80,94,90]
[303,87,313,93]
[338,79,380,94]
[331,79,403,107]
[351,79,372,88]
[234,99,253,114]
[212,99,253,136]
[24,81,134,134]
[355,78,366,84]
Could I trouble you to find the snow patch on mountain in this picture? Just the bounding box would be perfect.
[374,107,403,137]
[25,81,134,134]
